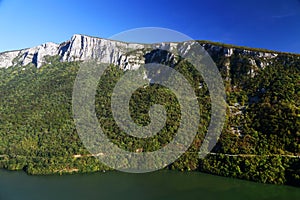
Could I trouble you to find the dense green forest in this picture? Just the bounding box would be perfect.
[0,47,299,186]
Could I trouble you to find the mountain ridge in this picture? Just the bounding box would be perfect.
[2,33,298,55]
[1,34,299,69]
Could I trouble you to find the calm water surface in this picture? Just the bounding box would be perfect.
[0,169,299,200]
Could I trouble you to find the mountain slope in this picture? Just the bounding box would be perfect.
[0,35,299,186]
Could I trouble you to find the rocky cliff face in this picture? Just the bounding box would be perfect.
[0,42,59,68]
[0,34,285,71]
[0,34,144,69]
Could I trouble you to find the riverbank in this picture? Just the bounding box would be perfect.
[1,153,299,187]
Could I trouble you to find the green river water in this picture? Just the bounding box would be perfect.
[0,169,299,200]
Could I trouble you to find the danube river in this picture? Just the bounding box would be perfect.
[0,169,299,200]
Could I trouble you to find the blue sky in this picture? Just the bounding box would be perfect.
[0,0,300,53]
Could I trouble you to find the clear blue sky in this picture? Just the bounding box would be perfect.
[0,0,300,53]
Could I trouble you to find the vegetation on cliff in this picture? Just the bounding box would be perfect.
[0,46,299,186]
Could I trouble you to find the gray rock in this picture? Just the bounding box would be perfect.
[0,34,280,71]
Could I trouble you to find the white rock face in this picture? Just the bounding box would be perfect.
[0,42,59,68]
[58,34,144,69]
[23,42,59,68]
[0,50,21,68]
[0,35,145,69]
[0,34,192,70]
[0,34,280,70]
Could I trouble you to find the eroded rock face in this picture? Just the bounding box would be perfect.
[0,34,144,69]
[200,43,279,70]
[0,34,281,71]
[0,50,21,68]
[59,34,144,67]
[0,42,59,68]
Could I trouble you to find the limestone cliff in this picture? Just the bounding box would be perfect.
[0,34,286,71]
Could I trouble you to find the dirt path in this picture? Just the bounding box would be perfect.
[1,153,299,159]
[208,152,300,158]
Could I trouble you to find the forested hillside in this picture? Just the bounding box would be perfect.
[0,44,299,186]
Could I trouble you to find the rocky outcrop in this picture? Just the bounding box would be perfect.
[0,42,59,68]
[59,34,144,68]
[200,43,279,71]
[0,34,284,70]
[0,50,21,68]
